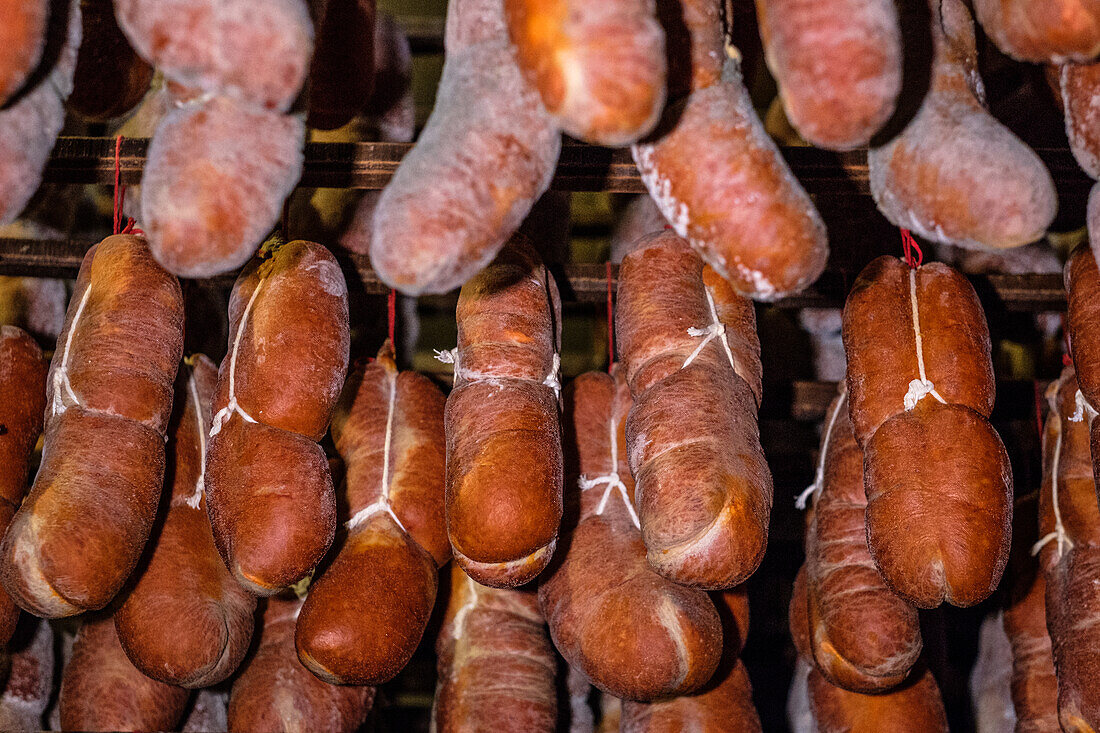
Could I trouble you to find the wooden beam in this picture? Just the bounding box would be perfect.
[40,137,1094,196]
[0,238,1067,310]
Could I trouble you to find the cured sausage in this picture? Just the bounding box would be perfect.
[228,597,374,733]
[60,614,189,732]
[296,343,448,685]
[631,0,827,300]
[113,0,314,112]
[115,355,257,688]
[206,239,349,595]
[790,564,948,733]
[0,327,46,643]
[0,234,184,618]
[1066,244,1100,411]
[1060,62,1100,180]
[620,583,762,732]
[503,0,666,146]
[802,390,922,692]
[842,255,1011,608]
[539,369,722,701]
[1003,553,1060,730]
[140,95,306,278]
[370,0,560,296]
[433,563,558,733]
[444,239,563,588]
[0,0,80,225]
[974,0,1100,63]
[617,231,771,589]
[867,0,1056,251]
[1035,368,1100,731]
[0,0,47,105]
[808,666,949,733]
[755,0,902,150]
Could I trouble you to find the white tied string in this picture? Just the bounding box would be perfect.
[50,285,93,417]
[1033,380,1075,560]
[543,353,562,398]
[346,370,407,534]
[183,372,209,509]
[903,268,947,411]
[795,390,848,510]
[436,346,561,398]
[1068,389,1098,424]
[578,410,641,530]
[682,287,736,371]
[209,280,264,438]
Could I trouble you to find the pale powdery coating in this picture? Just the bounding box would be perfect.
[868,0,1056,251]
[182,690,228,732]
[0,0,80,225]
[0,618,53,731]
[632,68,828,302]
[113,0,313,112]
[505,0,667,146]
[141,96,305,278]
[0,0,47,105]
[969,614,1016,733]
[1061,62,1100,180]
[756,0,902,150]
[370,1,560,296]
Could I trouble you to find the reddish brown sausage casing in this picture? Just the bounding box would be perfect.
[803,392,922,692]
[60,614,189,731]
[1003,556,1060,730]
[843,255,1011,608]
[1066,244,1100,412]
[0,234,184,618]
[755,0,902,150]
[370,0,560,296]
[206,240,349,595]
[539,369,722,701]
[503,0,666,146]
[0,0,46,105]
[296,343,448,685]
[620,579,761,731]
[228,597,375,733]
[1036,368,1100,732]
[617,231,771,589]
[113,0,314,112]
[434,564,558,732]
[867,0,1056,250]
[974,0,1100,62]
[631,68,828,300]
[444,239,563,588]
[0,327,46,644]
[790,563,948,733]
[115,355,257,688]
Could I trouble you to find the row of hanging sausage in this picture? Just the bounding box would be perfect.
[8,0,1100,306]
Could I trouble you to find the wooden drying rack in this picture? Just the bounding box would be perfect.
[1,135,1071,426]
[6,135,1076,313]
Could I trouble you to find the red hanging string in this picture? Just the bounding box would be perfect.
[1063,315,1073,367]
[387,289,396,348]
[113,135,125,235]
[900,229,923,269]
[606,261,615,372]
